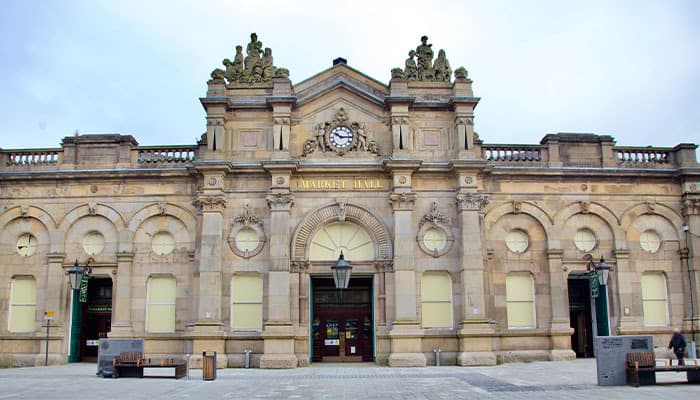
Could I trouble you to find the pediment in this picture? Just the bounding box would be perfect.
[293,64,389,108]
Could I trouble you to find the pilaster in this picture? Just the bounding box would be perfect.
[45,253,66,338]
[384,159,425,366]
[546,249,576,360]
[682,196,700,342]
[268,79,295,155]
[109,252,134,337]
[260,161,298,368]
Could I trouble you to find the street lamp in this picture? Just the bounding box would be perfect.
[586,254,612,337]
[331,252,352,301]
[66,260,90,362]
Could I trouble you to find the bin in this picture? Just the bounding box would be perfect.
[202,351,217,381]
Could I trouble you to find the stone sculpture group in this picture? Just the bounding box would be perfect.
[392,36,468,82]
[211,33,289,84]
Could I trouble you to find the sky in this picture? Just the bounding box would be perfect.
[0,0,698,150]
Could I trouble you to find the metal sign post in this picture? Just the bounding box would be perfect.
[43,311,54,366]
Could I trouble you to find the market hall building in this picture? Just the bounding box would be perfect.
[1,34,699,368]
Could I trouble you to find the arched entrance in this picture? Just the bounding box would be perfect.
[292,202,392,363]
[309,222,374,362]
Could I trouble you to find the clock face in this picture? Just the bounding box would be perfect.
[83,231,105,255]
[151,232,175,255]
[329,126,354,149]
[17,233,38,257]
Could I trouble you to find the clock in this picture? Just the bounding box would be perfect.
[17,233,38,257]
[83,231,105,255]
[329,126,354,149]
[422,227,447,253]
[151,232,175,255]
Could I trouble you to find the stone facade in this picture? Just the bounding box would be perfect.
[1,38,699,368]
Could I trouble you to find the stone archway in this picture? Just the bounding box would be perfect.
[291,201,392,262]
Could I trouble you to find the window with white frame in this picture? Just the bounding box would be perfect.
[231,275,263,330]
[146,276,176,332]
[641,272,669,326]
[9,277,36,332]
[421,273,452,328]
[506,273,535,328]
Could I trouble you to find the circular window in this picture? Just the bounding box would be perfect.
[423,227,447,253]
[574,228,597,252]
[151,232,175,255]
[506,230,529,253]
[17,233,38,257]
[640,230,661,253]
[83,231,105,256]
[235,228,260,253]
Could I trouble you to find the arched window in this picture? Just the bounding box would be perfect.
[146,276,176,332]
[9,277,36,332]
[421,273,452,328]
[309,222,374,261]
[231,275,263,330]
[506,273,535,328]
[641,272,669,326]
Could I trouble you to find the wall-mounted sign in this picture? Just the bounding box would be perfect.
[324,339,340,346]
[295,177,386,191]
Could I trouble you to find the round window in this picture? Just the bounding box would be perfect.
[422,227,447,253]
[574,228,597,252]
[83,231,105,256]
[236,228,260,253]
[151,232,175,255]
[506,230,529,253]
[640,230,661,253]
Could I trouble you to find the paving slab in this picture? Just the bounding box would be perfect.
[0,359,699,399]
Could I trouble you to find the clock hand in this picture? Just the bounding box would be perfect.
[18,245,27,249]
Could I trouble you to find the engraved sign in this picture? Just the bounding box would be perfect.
[295,177,386,191]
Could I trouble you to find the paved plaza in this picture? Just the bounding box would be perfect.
[1,359,699,399]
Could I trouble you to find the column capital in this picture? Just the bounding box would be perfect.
[456,192,489,212]
[389,191,417,211]
[193,194,227,213]
[266,191,294,211]
[47,252,66,263]
[682,196,700,216]
[546,249,564,259]
[116,252,135,262]
[374,259,394,272]
[289,260,310,273]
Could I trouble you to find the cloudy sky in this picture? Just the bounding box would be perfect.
[1,0,698,150]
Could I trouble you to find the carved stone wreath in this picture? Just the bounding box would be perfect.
[228,204,266,258]
[302,108,380,157]
[416,202,454,258]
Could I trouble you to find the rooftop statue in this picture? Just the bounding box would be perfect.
[393,35,465,83]
[210,33,287,85]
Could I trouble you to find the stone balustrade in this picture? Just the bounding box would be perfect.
[2,149,61,168]
[482,144,544,164]
[135,146,197,165]
[614,146,672,166]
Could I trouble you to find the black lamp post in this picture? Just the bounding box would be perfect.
[331,252,352,300]
[66,260,89,363]
[586,255,612,336]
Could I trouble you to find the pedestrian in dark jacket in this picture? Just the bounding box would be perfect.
[668,328,687,366]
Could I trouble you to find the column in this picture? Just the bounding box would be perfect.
[547,249,576,360]
[260,190,297,368]
[455,191,496,366]
[109,252,134,337]
[613,250,639,334]
[44,253,65,364]
[683,197,700,345]
[191,178,227,367]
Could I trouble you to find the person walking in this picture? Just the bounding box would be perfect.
[668,328,687,366]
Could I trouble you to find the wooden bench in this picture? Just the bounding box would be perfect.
[112,352,187,379]
[626,352,700,386]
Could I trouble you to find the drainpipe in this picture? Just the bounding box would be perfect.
[684,224,697,359]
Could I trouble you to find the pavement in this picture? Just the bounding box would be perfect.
[1,359,699,400]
